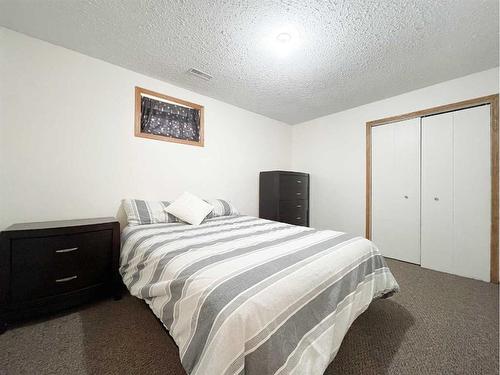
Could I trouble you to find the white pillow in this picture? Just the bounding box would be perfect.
[166,192,214,225]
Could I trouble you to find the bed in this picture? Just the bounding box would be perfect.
[120,214,399,375]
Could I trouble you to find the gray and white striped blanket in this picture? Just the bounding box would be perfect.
[120,215,399,375]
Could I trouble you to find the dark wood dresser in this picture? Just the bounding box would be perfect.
[259,170,310,227]
[0,217,121,333]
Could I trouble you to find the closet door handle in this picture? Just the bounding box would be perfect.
[434,197,439,201]
[404,195,408,199]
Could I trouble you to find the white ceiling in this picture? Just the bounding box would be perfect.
[1,0,498,124]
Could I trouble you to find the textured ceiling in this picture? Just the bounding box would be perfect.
[1,0,498,124]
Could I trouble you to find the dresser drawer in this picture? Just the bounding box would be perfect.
[280,215,308,226]
[279,174,309,200]
[279,200,308,218]
[11,230,112,302]
[279,200,308,226]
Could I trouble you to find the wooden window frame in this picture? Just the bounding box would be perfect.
[365,94,499,283]
[134,86,205,147]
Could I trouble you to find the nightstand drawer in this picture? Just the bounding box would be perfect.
[11,230,112,302]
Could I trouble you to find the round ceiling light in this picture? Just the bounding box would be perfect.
[276,32,292,43]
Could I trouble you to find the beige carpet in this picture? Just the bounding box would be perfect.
[0,259,498,375]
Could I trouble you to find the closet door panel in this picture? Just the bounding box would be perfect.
[393,119,421,263]
[453,105,490,281]
[372,118,420,264]
[421,113,454,274]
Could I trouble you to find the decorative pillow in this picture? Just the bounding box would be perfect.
[205,199,239,219]
[122,199,178,226]
[165,192,214,225]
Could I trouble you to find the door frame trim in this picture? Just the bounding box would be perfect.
[365,94,499,283]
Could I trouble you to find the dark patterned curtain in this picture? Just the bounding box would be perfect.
[140,96,200,141]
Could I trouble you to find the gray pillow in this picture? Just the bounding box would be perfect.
[205,199,239,219]
[122,199,178,226]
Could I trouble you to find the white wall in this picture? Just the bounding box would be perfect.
[291,67,499,236]
[1,27,497,236]
[0,28,291,230]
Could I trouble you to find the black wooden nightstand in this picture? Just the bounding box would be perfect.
[0,217,121,333]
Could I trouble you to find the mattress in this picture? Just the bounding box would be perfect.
[120,215,399,375]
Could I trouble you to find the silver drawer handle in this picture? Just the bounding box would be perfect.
[296,205,302,208]
[296,192,301,195]
[55,247,78,253]
[55,275,78,283]
[296,217,302,220]
[296,180,302,183]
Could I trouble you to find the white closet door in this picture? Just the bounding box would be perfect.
[421,112,454,274]
[421,105,490,281]
[453,105,490,281]
[372,118,421,264]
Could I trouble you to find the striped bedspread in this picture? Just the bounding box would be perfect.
[120,215,399,375]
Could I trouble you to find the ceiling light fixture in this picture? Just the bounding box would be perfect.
[276,32,292,43]
[259,24,303,58]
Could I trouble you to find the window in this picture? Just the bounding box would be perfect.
[134,87,204,147]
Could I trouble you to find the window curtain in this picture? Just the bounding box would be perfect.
[140,96,200,141]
